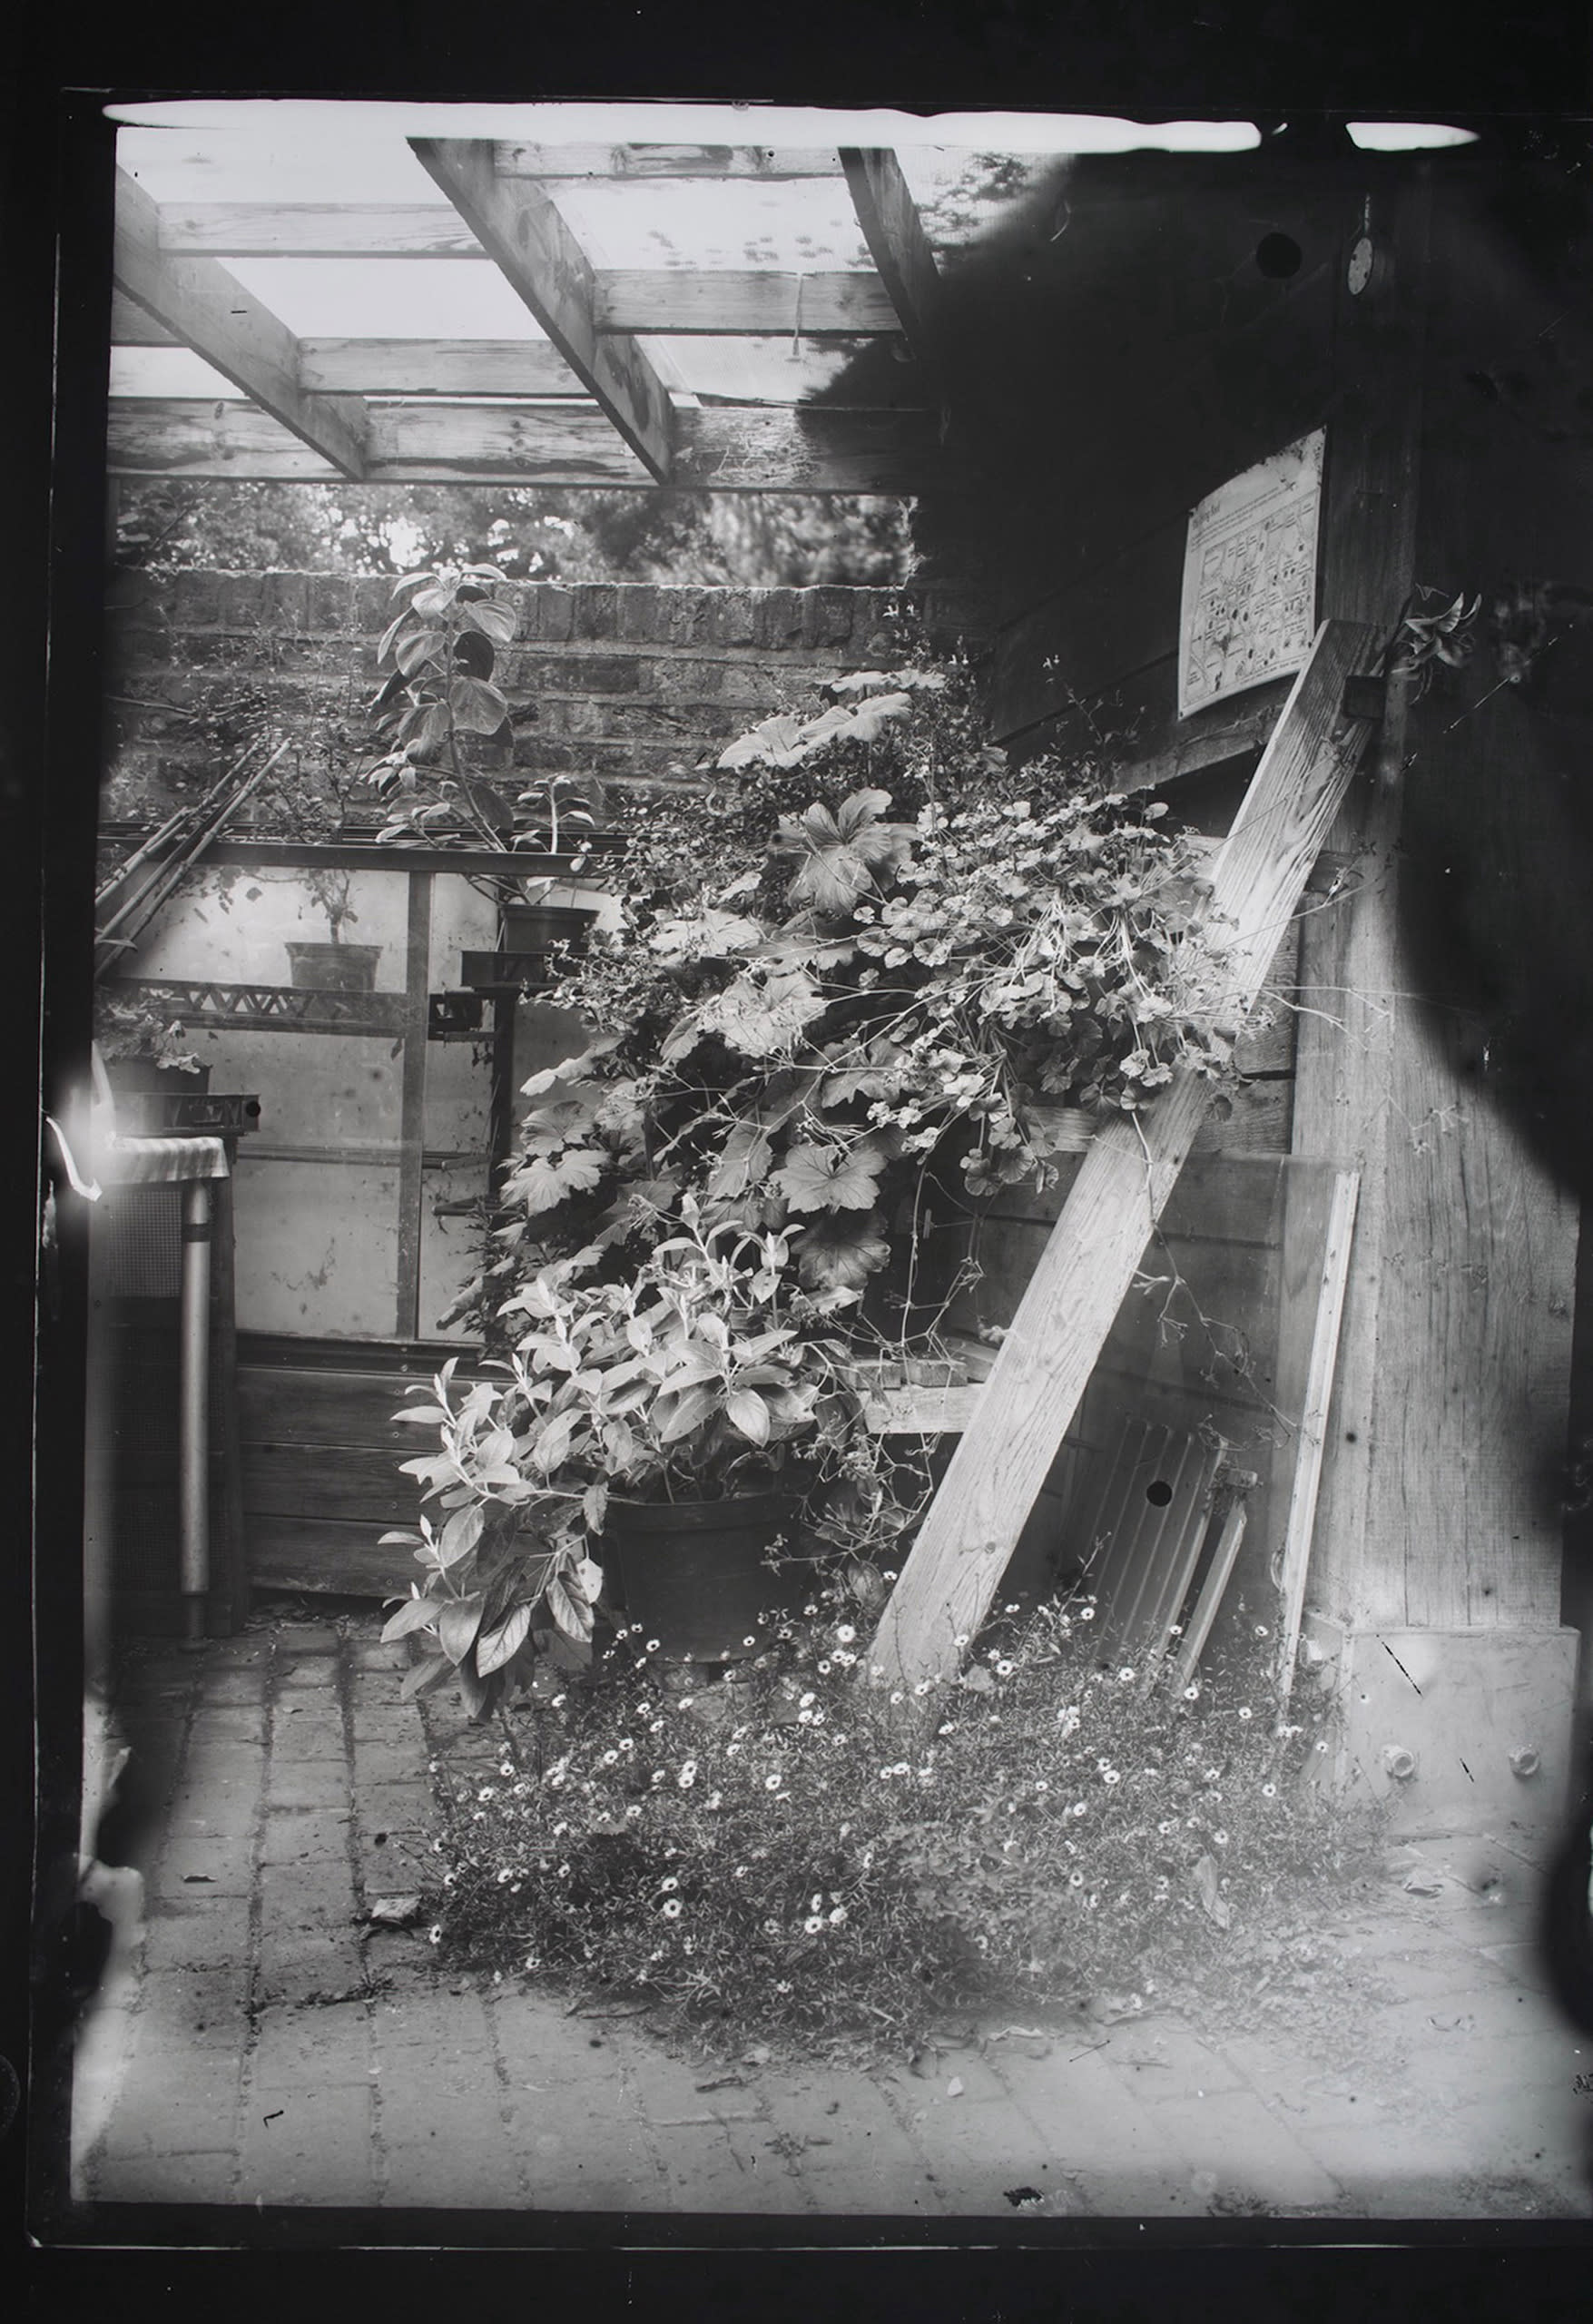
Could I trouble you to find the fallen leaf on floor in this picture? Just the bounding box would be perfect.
[365,1895,423,1926]
[1402,1874,1445,1896]
[742,2043,772,2068]
[946,2075,964,2098]
[694,2074,745,2093]
[1004,2187,1047,2210]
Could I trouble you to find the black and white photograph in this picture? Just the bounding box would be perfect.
[19,64,1593,2290]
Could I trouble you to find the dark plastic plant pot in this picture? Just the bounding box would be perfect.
[104,1057,211,1096]
[601,1492,818,1663]
[500,903,600,954]
[285,941,383,992]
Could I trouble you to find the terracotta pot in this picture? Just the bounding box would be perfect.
[285,940,382,991]
[601,1492,818,1663]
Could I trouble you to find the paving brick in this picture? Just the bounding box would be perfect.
[975,2041,1176,2175]
[198,1667,270,1705]
[93,2148,242,2205]
[251,1997,370,2089]
[351,1640,412,1676]
[372,2037,526,2210]
[1220,2035,1396,2132]
[149,1829,257,1898]
[239,2083,377,2206]
[271,1709,349,1763]
[143,1896,251,1972]
[374,1987,497,2067]
[1135,2087,1344,2211]
[352,1738,428,1787]
[260,1807,356,1866]
[755,2067,942,2216]
[268,1758,351,1810]
[258,1851,359,1932]
[274,1659,343,1693]
[1101,2019,1250,2102]
[137,1965,252,2048]
[349,1705,424,1748]
[271,1624,342,1653]
[98,2039,245,2159]
[187,1705,270,1746]
[874,2074,1049,2215]
[356,1780,435,1834]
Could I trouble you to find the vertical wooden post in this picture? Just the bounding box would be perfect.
[867,621,1382,1700]
[396,872,433,1342]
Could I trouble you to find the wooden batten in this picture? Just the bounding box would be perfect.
[298,339,582,397]
[497,143,846,181]
[409,138,675,481]
[593,270,900,336]
[105,396,949,493]
[112,169,370,482]
[867,620,1382,1699]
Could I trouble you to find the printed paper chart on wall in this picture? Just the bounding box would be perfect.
[1177,428,1325,718]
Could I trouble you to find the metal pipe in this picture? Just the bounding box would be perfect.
[179,1178,212,1638]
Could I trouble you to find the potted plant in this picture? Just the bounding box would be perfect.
[386,634,1235,1711]
[284,865,383,991]
[93,985,209,1093]
[360,561,607,965]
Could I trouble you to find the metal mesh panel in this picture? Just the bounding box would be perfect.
[95,1186,183,1299]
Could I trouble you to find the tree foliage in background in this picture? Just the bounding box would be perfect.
[113,480,915,589]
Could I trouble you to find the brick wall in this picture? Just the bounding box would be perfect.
[101,574,988,828]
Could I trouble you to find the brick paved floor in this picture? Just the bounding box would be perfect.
[71,1608,1593,2228]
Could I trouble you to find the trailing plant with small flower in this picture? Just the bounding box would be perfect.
[385,635,1238,1708]
[422,1582,1381,2061]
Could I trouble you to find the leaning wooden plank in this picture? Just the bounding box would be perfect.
[1273,1168,1361,1705]
[839,149,946,371]
[104,398,948,493]
[111,170,369,481]
[866,620,1382,1699]
[1165,1498,1250,1696]
[410,137,674,480]
[595,269,900,336]
[109,290,178,346]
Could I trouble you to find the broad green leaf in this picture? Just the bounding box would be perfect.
[380,1595,441,1642]
[457,598,517,646]
[438,1503,485,1568]
[717,712,807,770]
[656,1382,718,1443]
[395,625,447,677]
[772,1139,888,1214]
[573,1554,605,1602]
[400,1649,454,1701]
[582,1482,609,1535]
[726,1387,772,1445]
[476,1603,533,1676]
[546,1573,595,1643]
[448,676,511,735]
[438,1593,486,1665]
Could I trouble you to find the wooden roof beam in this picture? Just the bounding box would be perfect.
[296,339,582,397]
[497,143,843,180]
[105,397,949,493]
[409,137,674,480]
[838,148,947,375]
[112,168,369,481]
[594,269,899,336]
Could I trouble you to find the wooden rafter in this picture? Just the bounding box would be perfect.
[838,149,946,372]
[866,621,1384,1699]
[409,137,674,480]
[105,398,947,493]
[112,168,369,482]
